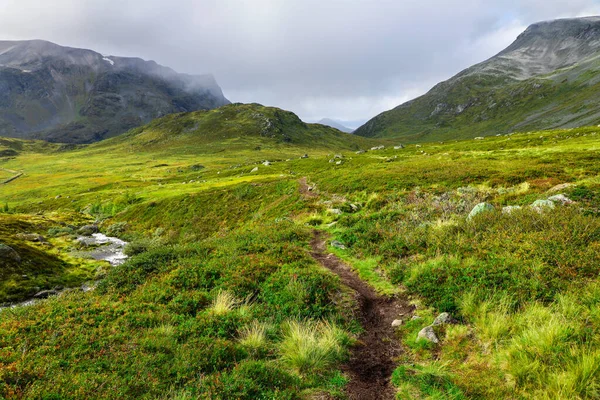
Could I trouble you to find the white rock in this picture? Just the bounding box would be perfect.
[392,320,403,327]
[417,326,439,344]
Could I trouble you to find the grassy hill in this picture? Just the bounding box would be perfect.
[1,111,600,398]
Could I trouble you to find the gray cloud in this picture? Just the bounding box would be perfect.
[1,0,600,123]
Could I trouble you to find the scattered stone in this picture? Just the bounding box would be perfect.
[328,208,343,215]
[394,144,405,149]
[300,154,309,159]
[33,289,59,299]
[251,167,259,173]
[356,150,366,154]
[548,194,573,205]
[467,203,494,220]
[16,233,45,242]
[331,240,346,250]
[502,205,522,214]
[370,145,385,151]
[262,161,272,166]
[55,195,62,199]
[411,315,422,321]
[531,199,555,212]
[78,225,99,236]
[0,243,21,263]
[474,136,484,140]
[415,144,422,148]
[392,320,403,327]
[349,203,359,211]
[417,326,439,344]
[334,154,343,159]
[433,312,453,326]
[336,161,342,165]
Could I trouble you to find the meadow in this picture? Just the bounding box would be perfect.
[1,105,600,398]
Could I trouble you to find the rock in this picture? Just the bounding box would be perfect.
[331,240,346,250]
[355,150,366,154]
[370,145,385,151]
[78,224,99,235]
[547,183,574,193]
[262,161,271,166]
[334,154,343,159]
[16,233,46,242]
[417,326,439,344]
[394,144,405,149]
[433,312,453,326]
[531,199,555,212]
[0,243,21,263]
[300,154,309,159]
[328,208,343,215]
[411,315,422,321]
[467,203,494,220]
[502,205,522,214]
[474,136,485,140]
[335,161,342,165]
[251,167,259,173]
[33,289,59,299]
[415,144,422,148]
[392,319,403,327]
[548,194,573,205]
[55,195,62,199]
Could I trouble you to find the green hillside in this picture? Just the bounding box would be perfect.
[1,96,600,398]
[355,17,600,142]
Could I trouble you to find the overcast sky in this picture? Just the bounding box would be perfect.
[1,0,600,127]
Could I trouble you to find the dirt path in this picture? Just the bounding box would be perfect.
[310,230,413,400]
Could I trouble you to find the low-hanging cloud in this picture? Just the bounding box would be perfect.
[1,0,599,124]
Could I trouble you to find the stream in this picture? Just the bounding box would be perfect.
[0,233,128,311]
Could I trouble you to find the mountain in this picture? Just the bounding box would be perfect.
[317,118,354,133]
[355,16,600,141]
[0,40,229,143]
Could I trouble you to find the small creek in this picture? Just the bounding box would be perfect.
[0,234,128,311]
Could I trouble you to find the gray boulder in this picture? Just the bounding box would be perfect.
[417,326,439,344]
[468,203,494,220]
[433,312,453,326]
[331,240,346,250]
[531,199,555,212]
[0,243,21,263]
[78,224,99,236]
[548,194,573,205]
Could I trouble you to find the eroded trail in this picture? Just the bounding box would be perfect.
[310,230,413,400]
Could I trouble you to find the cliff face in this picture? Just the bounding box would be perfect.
[0,40,229,143]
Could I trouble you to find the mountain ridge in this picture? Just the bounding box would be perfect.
[0,40,229,143]
[354,16,600,141]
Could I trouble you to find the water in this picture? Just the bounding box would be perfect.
[0,234,128,311]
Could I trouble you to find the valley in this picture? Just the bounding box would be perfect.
[1,103,599,397]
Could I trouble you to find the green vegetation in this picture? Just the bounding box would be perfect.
[1,104,600,398]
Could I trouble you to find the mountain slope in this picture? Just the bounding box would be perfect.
[318,118,354,133]
[355,16,600,141]
[0,40,229,143]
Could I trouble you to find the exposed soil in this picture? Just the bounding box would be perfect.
[310,230,413,400]
[298,176,318,198]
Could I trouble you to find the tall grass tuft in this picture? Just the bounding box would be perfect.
[210,290,239,315]
[239,320,268,354]
[278,320,348,376]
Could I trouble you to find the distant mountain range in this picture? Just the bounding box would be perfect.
[317,118,354,133]
[0,40,229,143]
[355,16,600,141]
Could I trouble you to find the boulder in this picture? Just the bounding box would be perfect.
[331,240,346,250]
[531,199,555,212]
[16,233,46,242]
[417,326,439,344]
[262,161,272,166]
[548,183,574,193]
[0,243,20,263]
[548,194,573,205]
[78,224,99,235]
[433,312,453,326]
[467,203,494,220]
[391,319,403,327]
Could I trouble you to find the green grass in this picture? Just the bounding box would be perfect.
[1,111,600,398]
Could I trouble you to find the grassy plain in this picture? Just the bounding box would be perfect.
[1,104,600,398]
